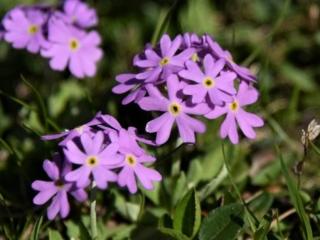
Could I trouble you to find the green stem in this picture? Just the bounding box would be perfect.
[221,143,259,232]
[90,181,98,240]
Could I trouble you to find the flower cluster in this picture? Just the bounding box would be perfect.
[1,0,102,78]
[32,112,161,219]
[113,33,264,145]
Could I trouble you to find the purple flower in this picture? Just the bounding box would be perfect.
[3,7,47,53]
[206,34,256,82]
[138,74,209,145]
[59,0,98,28]
[41,18,103,78]
[179,54,237,106]
[112,73,147,105]
[205,82,264,144]
[134,34,195,83]
[64,131,122,189]
[182,32,203,49]
[41,113,102,146]
[97,113,156,146]
[112,73,164,105]
[32,157,87,220]
[116,129,161,193]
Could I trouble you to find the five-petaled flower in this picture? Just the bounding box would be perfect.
[115,129,162,193]
[3,7,47,53]
[59,0,98,28]
[135,34,195,83]
[139,74,209,145]
[41,18,103,78]
[64,131,121,189]
[32,157,87,220]
[205,82,264,144]
[179,54,237,106]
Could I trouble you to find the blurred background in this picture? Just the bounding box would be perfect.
[1,0,320,239]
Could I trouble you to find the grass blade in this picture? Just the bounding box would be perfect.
[278,148,313,239]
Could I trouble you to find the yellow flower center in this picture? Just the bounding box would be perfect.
[202,76,215,89]
[28,24,39,35]
[191,53,199,62]
[160,57,170,66]
[69,38,80,51]
[229,101,239,112]
[125,154,137,167]
[86,156,99,167]
[168,102,182,116]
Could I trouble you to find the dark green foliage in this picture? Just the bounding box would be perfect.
[199,203,244,240]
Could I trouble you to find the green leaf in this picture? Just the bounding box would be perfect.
[48,229,63,240]
[248,192,274,219]
[280,63,316,92]
[199,164,228,200]
[151,0,181,45]
[158,227,190,240]
[279,151,313,240]
[30,215,43,240]
[200,146,224,180]
[159,214,173,229]
[65,220,80,239]
[252,154,293,186]
[310,141,320,156]
[173,189,201,239]
[164,172,188,207]
[141,181,160,205]
[21,75,49,129]
[105,225,135,240]
[48,80,85,117]
[180,0,218,35]
[253,215,272,240]
[199,203,244,240]
[113,190,140,222]
[187,159,203,187]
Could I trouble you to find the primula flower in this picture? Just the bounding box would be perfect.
[32,157,87,220]
[138,74,209,145]
[112,73,147,105]
[41,113,102,146]
[64,131,122,189]
[182,32,203,49]
[98,113,156,145]
[206,35,256,82]
[116,129,161,193]
[112,73,163,105]
[179,54,237,106]
[3,7,47,53]
[205,82,264,144]
[181,33,208,62]
[134,34,195,83]
[41,18,103,78]
[59,0,98,28]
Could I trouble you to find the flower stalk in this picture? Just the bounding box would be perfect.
[90,181,98,240]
